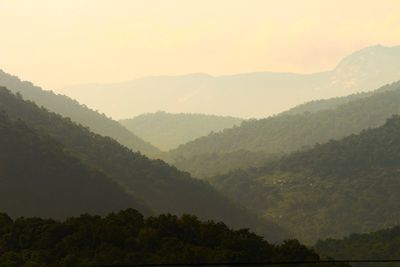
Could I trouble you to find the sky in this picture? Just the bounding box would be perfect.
[1,0,400,90]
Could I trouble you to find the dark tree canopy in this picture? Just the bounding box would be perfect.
[0,209,348,267]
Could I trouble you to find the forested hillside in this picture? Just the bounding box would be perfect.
[210,116,400,243]
[283,82,397,115]
[170,150,277,179]
[0,111,149,218]
[315,226,400,267]
[0,69,160,156]
[0,209,347,267]
[0,87,287,241]
[120,111,243,151]
[168,81,400,177]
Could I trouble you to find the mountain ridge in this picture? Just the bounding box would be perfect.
[120,111,243,151]
[0,110,151,219]
[0,69,160,156]
[0,86,287,242]
[165,80,400,178]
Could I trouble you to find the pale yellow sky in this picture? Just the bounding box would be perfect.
[1,0,400,90]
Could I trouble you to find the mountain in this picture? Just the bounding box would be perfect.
[210,116,400,244]
[62,45,400,119]
[0,111,149,219]
[315,226,400,267]
[170,150,278,179]
[120,111,243,151]
[283,81,396,115]
[0,69,160,156]
[0,86,287,242]
[166,81,400,177]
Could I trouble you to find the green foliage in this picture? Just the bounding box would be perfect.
[315,226,400,267]
[211,116,400,244]
[0,86,287,242]
[0,69,160,156]
[0,111,149,218]
[0,209,346,267]
[120,111,243,151]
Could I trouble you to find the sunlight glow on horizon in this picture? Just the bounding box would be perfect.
[0,0,400,90]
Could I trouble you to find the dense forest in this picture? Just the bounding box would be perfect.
[120,111,243,151]
[0,111,149,218]
[0,69,160,156]
[0,86,286,242]
[315,226,400,267]
[167,81,400,177]
[210,116,400,243]
[0,209,350,267]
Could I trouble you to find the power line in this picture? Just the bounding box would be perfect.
[93,259,400,266]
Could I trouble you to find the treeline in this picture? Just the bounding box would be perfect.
[315,226,400,267]
[0,209,348,267]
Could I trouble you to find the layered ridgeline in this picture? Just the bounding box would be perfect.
[211,116,400,244]
[315,226,400,267]
[0,210,348,267]
[0,87,287,241]
[120,111,243,151]
[283,80,396,115]
[63,45,400,119]
[167,81,400,178]
[0,111,149,218]
[0,69,160,156]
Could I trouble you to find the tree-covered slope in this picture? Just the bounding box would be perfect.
[0,209,346,267]
[283,82,397,115]
[170,150,278,179]
[168,81,400,161]
[315,226,400,267]
[120,111,243,151]
[0,111,149,219]
[0,87,287,242]
[210,116,400,244]
[0,69,160,156]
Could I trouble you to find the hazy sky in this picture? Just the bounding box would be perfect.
[1,0,400,90]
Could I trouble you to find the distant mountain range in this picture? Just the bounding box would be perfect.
[62,45,400,119]
[120,111,243,151]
